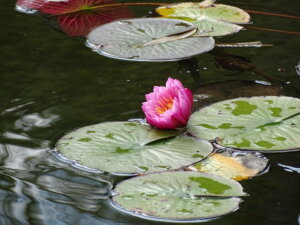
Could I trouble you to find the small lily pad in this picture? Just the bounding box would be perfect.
[86,18,215,62]
[189,150,269,181]
[156,2,250,37]
[187,96,300,152]
[56,122,214,175]
[111,171,246,222]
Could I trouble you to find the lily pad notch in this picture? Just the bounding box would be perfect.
[55,121,214,175]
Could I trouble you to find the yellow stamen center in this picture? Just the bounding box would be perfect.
[155,96,174,114]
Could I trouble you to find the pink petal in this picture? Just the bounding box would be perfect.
[141,77,193,129]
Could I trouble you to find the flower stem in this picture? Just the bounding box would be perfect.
[246,26,300,36]
[87,2,166,10]
[245,10,300,20]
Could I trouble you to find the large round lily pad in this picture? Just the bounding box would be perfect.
[56,122,214,175]
[111,171,246,222]
[86,18,215,62]
[187,96,300,152]
[156,2,250,37]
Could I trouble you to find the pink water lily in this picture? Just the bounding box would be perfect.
[142,78,193,129]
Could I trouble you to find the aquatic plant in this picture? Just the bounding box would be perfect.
[16,0,134,36]
[142,77,193,129]
[13,0,300,223]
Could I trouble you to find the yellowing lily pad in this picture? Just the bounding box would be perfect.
[189,150,269,181]
[111,171,246,222]
[187,96,300,152]
[55,122,214,175]
[156,2,250,37]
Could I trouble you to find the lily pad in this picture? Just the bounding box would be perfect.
[86,18,215,62]
[111,171,246,222]
[156,2,250,37]
[56,122,214,175]
[187,96,300,152]
[189,150,269,181]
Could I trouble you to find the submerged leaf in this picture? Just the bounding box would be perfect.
[156,2,250,37]
[16,0,116,15]
[192,80,284,110]
[190,150,269,180]
[187,96,300,152]
[111,171,246,222]
[87,18,215,62]
[56,122,213,175]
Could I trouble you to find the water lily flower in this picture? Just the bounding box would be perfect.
[142,78,193,129]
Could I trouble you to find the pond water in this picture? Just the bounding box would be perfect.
[0,0,300,224]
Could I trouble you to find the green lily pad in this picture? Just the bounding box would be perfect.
[86,18,215,62]
[187,96,300,152]
[156,2,250,37]
[56,122,214,175]
[111,171,246,222]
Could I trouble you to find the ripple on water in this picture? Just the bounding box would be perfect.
[0,169,114,225]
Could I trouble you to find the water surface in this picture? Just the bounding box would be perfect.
[0,0,299,224]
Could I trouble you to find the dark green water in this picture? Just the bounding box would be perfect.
[0,0,300,224]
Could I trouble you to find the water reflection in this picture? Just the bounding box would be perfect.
[278,163,300,174]
[0,144,45,171]
[14,111,60,131]
[0,168,113,225]
[1,0,299,224]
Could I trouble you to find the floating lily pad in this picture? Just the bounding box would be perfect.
[111,171,246,222]
[156,2,250,37]
[86,18,215,62]
[56,122,213,175]
[187,96,300,152]
[189,150,269,181]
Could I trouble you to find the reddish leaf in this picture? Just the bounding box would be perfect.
[16,0,135,36]
[16,0,44,11]
[16,0,117,15]
[57,6,134,36]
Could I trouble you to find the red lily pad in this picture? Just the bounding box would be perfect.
[16,0,116,15]
[57,5,134,36]
[16,0,134,36]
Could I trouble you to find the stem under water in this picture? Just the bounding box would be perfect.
[245,10,300,20]
[246,26,300,36]
[87,2,166,11]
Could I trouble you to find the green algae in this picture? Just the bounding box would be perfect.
[189,177,231,194]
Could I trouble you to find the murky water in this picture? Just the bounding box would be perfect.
[0,0,299,224]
